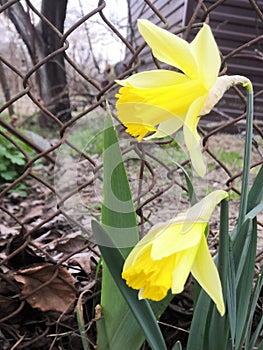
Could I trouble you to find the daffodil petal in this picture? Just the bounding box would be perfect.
[191,235,225,316]
[183,96,207,177]
[190,24,221,89]
[139,255,175,301]
[124,123,156,141]
[139,284,168,301]
[116,102,177,140]
[116,79,207,142]
[147,190,228,231]
[122,246,152,289]
[123,246,175,301]
[122,227,161,270]
[116,70,189,88]
[200,75,251,115]
[151,222,205,259]
[138,19,198,79]
[183,190,228,223]
[145,116,184,139]
[122,241,149,271]
[171,245,199,293]
[116,77,206,116]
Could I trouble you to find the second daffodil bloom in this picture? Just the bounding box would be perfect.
[122,190,228,316]
[116,20,250,177]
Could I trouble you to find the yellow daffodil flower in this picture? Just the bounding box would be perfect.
[116,20,250,177]
[122,190,228,316]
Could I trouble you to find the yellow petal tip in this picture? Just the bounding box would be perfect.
[125,123,156,141]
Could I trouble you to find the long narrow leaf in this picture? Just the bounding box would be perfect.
[226,242,236,346]
[247,163,263,212]
[235,219,257,349]
[245,201,263,221]
[228,219,253,347]
[186,290,212,350]
[208,199,229,350]
[102,104,138,256]
[171,159,197,205]
[247,268,263,350]
[172,341,183,350]
[97,265,145,350]
[218,199,230,297]
[92,220,167,350]
[256,337,263,350]
[232,219,252,285]
[248,315,263,350]
[97,105,141,349]
[97,106,141,349]
[257,341,263,350]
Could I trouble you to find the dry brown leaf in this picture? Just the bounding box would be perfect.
[14,263,76,313]
[7,232,45,269]
[0,295,20,318]
[68,251,99,275]
[0,224,19,236]
[55,231,86,254]
[22,205,43,224]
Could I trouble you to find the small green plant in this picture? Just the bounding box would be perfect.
[0,129,34,195]
[0,135,26,182]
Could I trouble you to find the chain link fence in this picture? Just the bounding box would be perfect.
[0,0,263,348]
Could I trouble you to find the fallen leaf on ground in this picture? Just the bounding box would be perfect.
[0,224,19,236]
[14,263,76,313]
[68,250,99,275]
[0,295,20,318]
[7,231,45,269]
[22,205,43,224]
[55,231,87,254]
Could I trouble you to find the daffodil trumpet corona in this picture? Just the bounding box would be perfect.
[122,190,228,316]
[116,19,251,177]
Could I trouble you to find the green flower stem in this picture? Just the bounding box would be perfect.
[237,82,253,230]
[218,198,229,294]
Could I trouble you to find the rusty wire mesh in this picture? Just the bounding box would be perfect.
[0,0,263,349]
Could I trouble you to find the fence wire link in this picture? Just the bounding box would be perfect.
[0,0,263,347]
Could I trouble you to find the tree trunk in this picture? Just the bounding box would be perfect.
[0,0,71,127]
[0,60,15,118]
